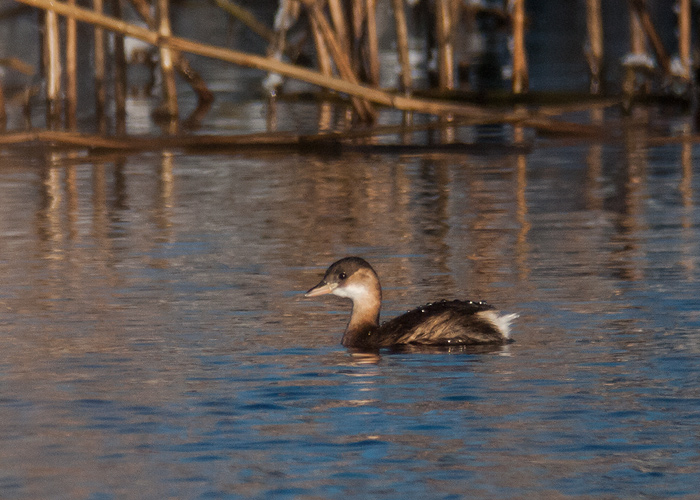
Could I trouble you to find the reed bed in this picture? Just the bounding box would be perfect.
[0,0,695,151]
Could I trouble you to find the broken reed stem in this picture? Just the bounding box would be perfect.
[0,119,597,152]
[177,57,215,105]
[214,0,276,42]
[0,57,35,75]
[510,0,528,93]
[44,8,62,127]
[156,0,179,119]
[585,0,603,94]
[391,0,412,94]
[0,129,303,150]
[129,0,154,28]
[93,0,106,129]
[65,0,77,130]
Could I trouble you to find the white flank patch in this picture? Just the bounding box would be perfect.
[477,311,519,339]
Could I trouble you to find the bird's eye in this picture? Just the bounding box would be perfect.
[339,272,347,280]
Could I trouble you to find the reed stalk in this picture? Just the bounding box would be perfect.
[327,0,350,54]
[435,0,454,90]
[111,0,127,131]
[156,0,179,119]
[677,0,690,80]
[350,0,364,76]
[585,0,603,94]
[629,2,645,56]
[65,0,77,129]
[629,0,670,75]
[44,8,62,126]
[365,0,380,86]
[93,0,106,130]
[310,15,333,77]
[510,0,528,93]
[391,0,411,93]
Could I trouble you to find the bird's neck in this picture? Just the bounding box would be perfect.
[341,282,381,347]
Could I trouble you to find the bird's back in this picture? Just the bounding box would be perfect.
[374,300,512,347]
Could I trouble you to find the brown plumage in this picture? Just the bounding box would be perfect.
[305,257,517,349]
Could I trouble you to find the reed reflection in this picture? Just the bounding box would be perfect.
[317,100,333,132]
[679,122,695,277]
[608,106,649,283]
[155,150,175,234]
[514,124,530,282]
[29,151,180,327]
[113,157,128,211]
[680,133,693,213]
[91,162,107,237]
[413,157,450,267]
[585,108,604,212]
[457,154,521,297]
[37,154,65,254]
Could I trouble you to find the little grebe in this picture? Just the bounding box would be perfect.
[305,257,517,349]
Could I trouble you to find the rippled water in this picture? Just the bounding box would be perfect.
[1,112,699,498]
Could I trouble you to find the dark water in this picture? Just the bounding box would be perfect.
[1,109,700,498]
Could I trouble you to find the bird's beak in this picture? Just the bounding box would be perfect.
[305,280,337,297]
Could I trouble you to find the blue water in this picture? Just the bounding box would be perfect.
[0,118,699,498]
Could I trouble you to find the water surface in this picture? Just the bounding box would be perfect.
[1,116,699,499]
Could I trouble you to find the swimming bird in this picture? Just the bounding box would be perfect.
[305,257,517,349]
